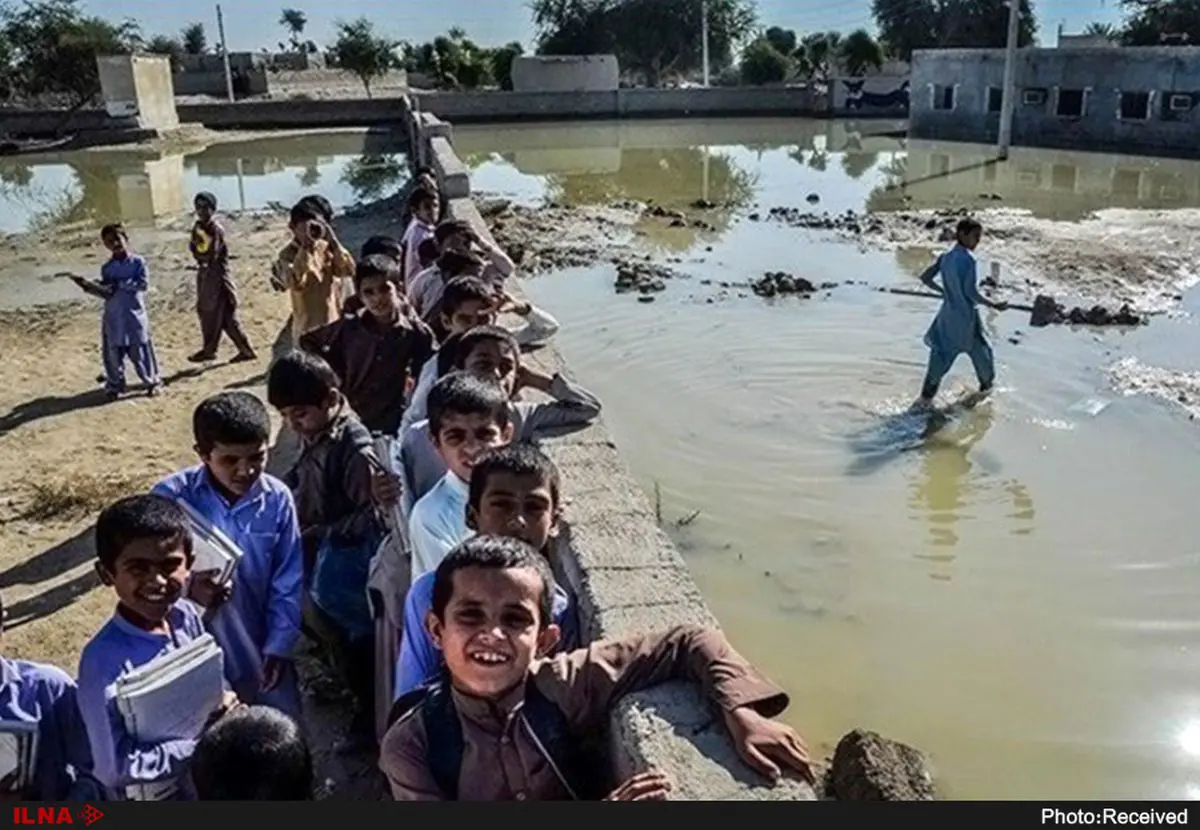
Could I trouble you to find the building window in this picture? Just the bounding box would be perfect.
[1023,88,1048,107]
[1056,88,1086,117]
[1119,91,1151,120]
[932,85,955,111]
[1168,93,1194,112]
[987,87,1003,113]
[1111,168,1143,197]
[1051,164,1078,191]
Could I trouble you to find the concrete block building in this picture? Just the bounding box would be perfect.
[909,46,1200,158]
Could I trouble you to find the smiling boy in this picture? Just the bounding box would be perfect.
[379,535,814,801]
[393,442,579,700]
[152,392,304,721]
[407,373,513,581]
[77,495,238,800]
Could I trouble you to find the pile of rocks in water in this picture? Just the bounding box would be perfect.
[613,257,688,301]
[1029,294,1145,327]
[643,203,716,231]
[749,206,885,236]
[750,271,840,298]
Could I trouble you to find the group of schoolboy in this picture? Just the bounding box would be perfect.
[8,169,816,801]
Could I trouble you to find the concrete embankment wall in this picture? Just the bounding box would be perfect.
[2,86,826,137]
[402,106,816,801]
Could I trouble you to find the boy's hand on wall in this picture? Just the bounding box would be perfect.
[723,706,815,785]
[604,770,672,801]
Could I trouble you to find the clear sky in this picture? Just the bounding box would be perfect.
[82,0,1125,53]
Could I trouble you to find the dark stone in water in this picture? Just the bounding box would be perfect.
[824,729,936,801]
[752,271,816,298]
[806,193,821,204]
[1030,293,1144,328]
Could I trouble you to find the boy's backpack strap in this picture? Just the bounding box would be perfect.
[519,681,587,801]
[420,682,464,799]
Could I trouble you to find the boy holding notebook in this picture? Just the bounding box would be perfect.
[152,392,305,721]
[77,494,238,800]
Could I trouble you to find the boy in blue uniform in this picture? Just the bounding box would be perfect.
[0,594,102,800]
[76,495,237,800]
[916,217,1008,407]
[70,224,161,400]
[152,392,304,721]
[394,442,578,700]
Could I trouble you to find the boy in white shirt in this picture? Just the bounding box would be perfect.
[400,189,439,285]
[407,372,513,581]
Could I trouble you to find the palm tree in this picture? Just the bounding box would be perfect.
[797,32,841,82]
[181,23,207,56]
[839,29,884,76]
[280,8,308,51]
[1082,22,1118,40]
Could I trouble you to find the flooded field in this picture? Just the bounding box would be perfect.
[4,119,1200,799]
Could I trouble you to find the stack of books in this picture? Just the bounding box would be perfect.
[0,721,38,795]
[114,634,225,801]
[174,498,244,584]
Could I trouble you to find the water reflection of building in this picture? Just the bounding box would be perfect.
[897,139,1200,219]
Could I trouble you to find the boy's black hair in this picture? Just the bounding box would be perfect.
[417,238,440,268]
[360,235,403,262]
[438,250,485,278]
[354,253,402,290]
[297,194,334,222]
[192,706,313,800]
[467,441,561,512]
[100,223,126,242]
[267,350,340,411]
[452,324,521,370]
[408,187,437,212]
[956,217,983,237]
[95,494,194,572]
[195,191,218,210]
[441,276,494,316]
[431,535,555,627]
[434,220,471,246]
[289,202,322,228]
[426,371,510,437]
[193,391,271,454]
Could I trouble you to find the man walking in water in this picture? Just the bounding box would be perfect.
[915,217,1007,408]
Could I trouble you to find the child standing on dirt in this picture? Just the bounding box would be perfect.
[915,217,1008,407]
[70,224,161,400]
[300,255,435,436]
[189,192,257,365]
[152,392,304,721]
[273,200,356,344]
[401,189,440,285]
[267,350,384,752]
[77,494,239,800]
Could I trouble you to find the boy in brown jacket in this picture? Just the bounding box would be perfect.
[379,535,813,800]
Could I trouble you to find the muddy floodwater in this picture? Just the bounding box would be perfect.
[6,120,1200,799]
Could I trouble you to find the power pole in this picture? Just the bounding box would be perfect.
[701,0,710,86]
[996,0,1021,159]
[216,4,235,102]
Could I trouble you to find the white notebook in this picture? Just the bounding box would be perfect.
[0,721,38,793]
[174,498,244,584]
[113,633,225,745]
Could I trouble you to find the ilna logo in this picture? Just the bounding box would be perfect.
[11,805,103,825]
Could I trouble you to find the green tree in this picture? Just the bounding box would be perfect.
[532,0,757,86]
[839,28,883,76]
[490,40,523,90]
[872,0,1036,59]
[797,31,841,82]
[1120,0,1200,45]
[1082,21,1118,39]
[145,34,183,69]
[739,36,790,85]
[181,22,207,55]
[280,8,307,51]
[763,25,796,56]
[340,153,404,202]
[330,18,397,97]
[2,0,141,106]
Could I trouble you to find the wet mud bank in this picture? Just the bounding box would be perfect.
[409,106,935,801]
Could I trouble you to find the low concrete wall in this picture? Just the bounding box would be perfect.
[410,104,816,801]
[416,86,825,122]
[177,97,410,129]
